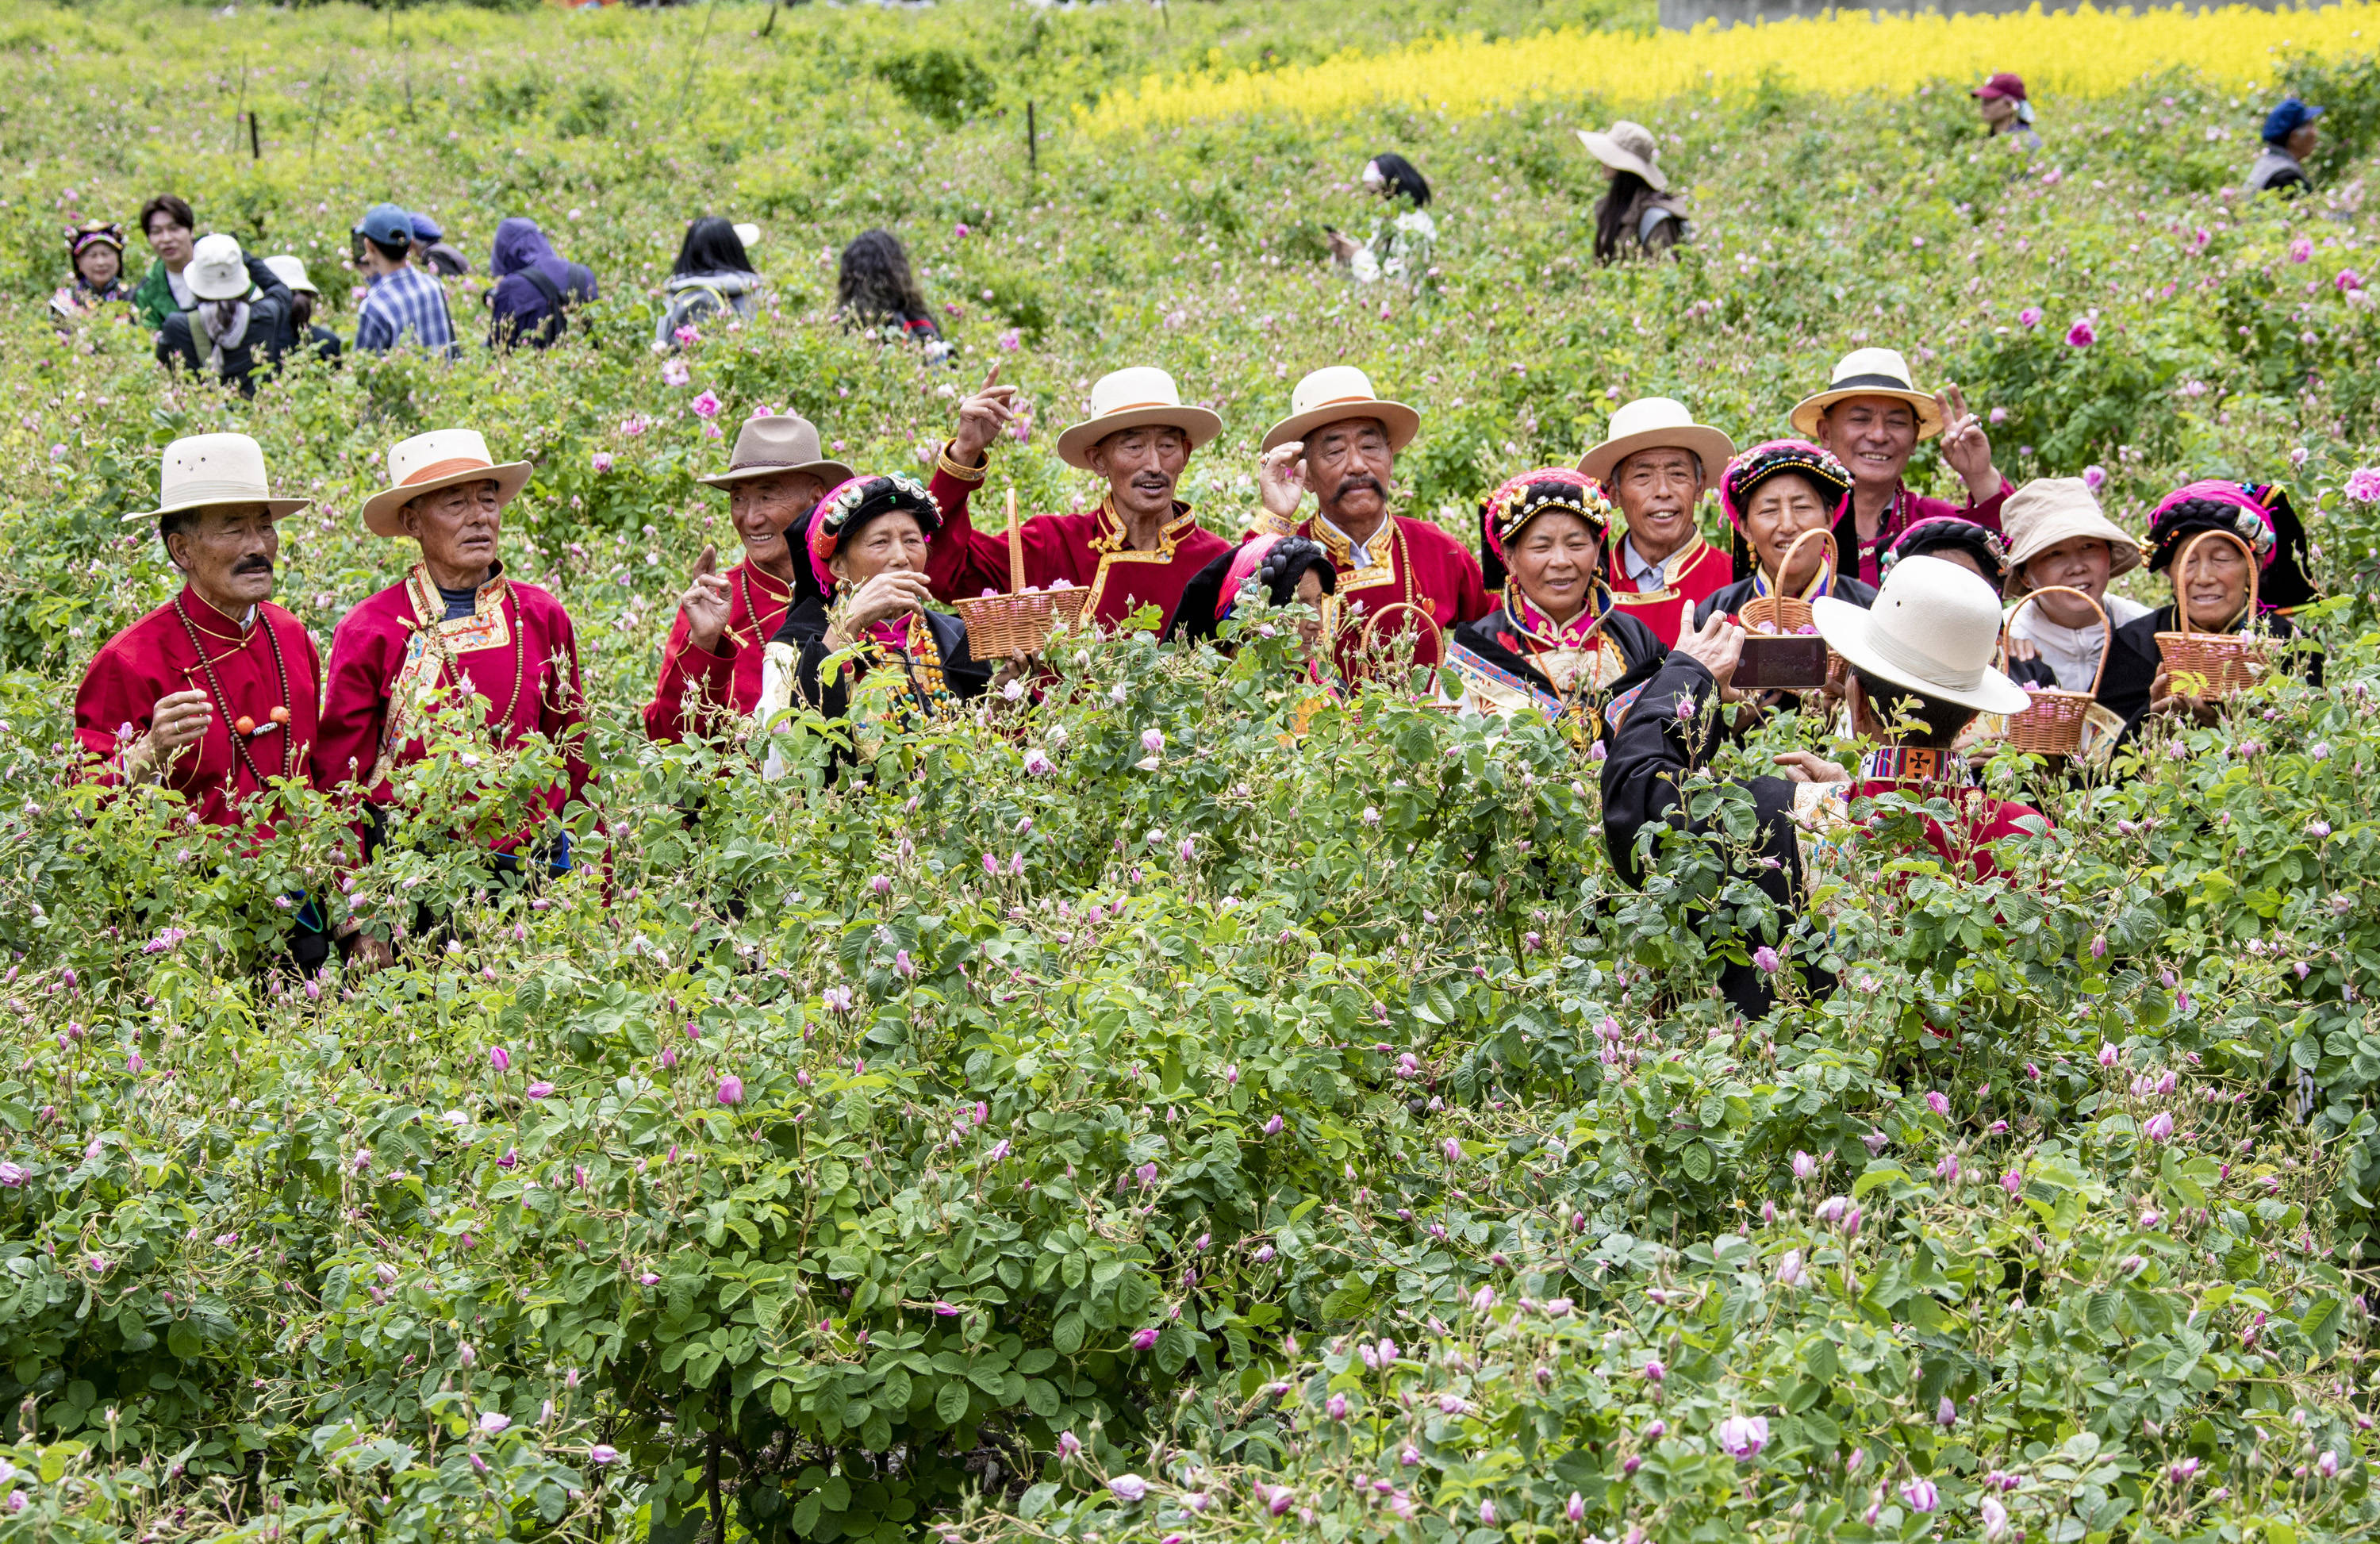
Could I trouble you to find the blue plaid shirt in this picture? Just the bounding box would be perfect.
[355,265,457,359]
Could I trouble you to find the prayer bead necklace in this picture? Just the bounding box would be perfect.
[171,596,293,787]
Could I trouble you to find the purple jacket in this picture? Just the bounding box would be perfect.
[487,217,596,347]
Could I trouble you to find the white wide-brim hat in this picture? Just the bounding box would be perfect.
[125,432,309,522]
[1813,554,2032,715]
[1261,365,1421,455]
[1577,397,1733,490]
[359,428,534,538]
[1576,122,1667,191]
[1054,367,1224,470]
[262,254,317,296]
[1789,347,1946,441]
[187,232,252,303]
[1999,477,2145,596]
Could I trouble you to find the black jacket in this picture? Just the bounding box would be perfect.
[1600,653,1810,1018]
[2098,605,2322,732]
[1447,604,1668,746]
[154,256,294,397]
[770,595,993,720]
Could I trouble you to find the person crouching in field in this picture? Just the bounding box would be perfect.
[317,431,588,963]
[1604,557,2046,1016]
[923,365,1234,638]
[51,221,136,332]
[644,413,852,743]
[1253,366,1491,671]
[75,434,330,970]
[1445,469,1666,747]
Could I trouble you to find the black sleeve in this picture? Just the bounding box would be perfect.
[1170,549,1239,644]
[246,290,290,365]
[2005,651,2059,690]
[1477,504,1507,593]
[771,597,851,720]
[2095,614,2163,730]
[155,312,198,371]
[932,612,996,701]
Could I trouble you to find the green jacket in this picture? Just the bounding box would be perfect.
[132,259,186,332]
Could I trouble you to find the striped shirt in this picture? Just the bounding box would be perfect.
[355,265,457,359]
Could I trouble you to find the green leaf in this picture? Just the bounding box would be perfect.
[1018,1482,1059,1520]
[935,1378,971,1425]
[1679,1140,1714,1182]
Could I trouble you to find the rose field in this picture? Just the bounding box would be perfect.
[10,0,2380,1538]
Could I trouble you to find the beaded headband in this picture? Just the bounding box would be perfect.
[1720,440,1853,532]
[1480,468,1617,562]
[67,221,125,258]
[1881,514,2010,583]
[805,472,941,591]
[2145,479,2278,570]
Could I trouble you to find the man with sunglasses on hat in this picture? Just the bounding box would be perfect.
[1791,348,2010,588]
[351,202,458,359]
[317,431,586,962]
[1253,366,1490,670]
[922,363,1234,636]
[1603,557,2047,1016]
[645,411,853,743]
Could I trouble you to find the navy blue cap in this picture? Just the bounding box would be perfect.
[409,212,443,244]
[2264,98,2323,145]
[355,203,413,247]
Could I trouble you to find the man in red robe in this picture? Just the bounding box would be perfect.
[76,433,327,965]
[317,429,586,954]
[1253,366,1490,670]
[922,365,1233,635]
[1573,397,1736,649]
[644,413,852,742]
[1791,348,2012,586]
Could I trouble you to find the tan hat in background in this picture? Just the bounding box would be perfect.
[1790,348,1948,440]
[1576,397,1733,490]
[2000,477,2145,596]
[359,429,534,538]
[1054,367,1223,470]
[262,255,317,296]
[1576,121,1668,191]
[1814,554,2033,715]
[125,432,309,523]
[697,413,855,489]
[1262,365,1421,454]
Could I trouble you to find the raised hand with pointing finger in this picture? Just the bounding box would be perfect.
[949,363,1019,470]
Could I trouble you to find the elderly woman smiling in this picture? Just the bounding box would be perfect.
[1695,440,1877,628]
[760,475,1026,740]
[1445,469,1666,740]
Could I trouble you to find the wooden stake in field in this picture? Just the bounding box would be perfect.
[1027,100,1038,175]
[248,109,262,161]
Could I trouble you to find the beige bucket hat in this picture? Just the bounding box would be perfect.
[1054,367,1224,470]
[2000,477,2146,596]
[1790,348,1948,440]
[1576,397,1734,490]
[697,413,854,489]
[359,429,534,538]
[125,432,309,522]
[1576,121,1668,191]
[1814,555,2033,715]
[1262,366,1421,455]
[187,234,253,303]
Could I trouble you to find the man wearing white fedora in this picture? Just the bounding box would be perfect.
[1603,557,2048,1015]
[317,430,587,928]
[1254,365,1490,669]
[1790,347,2010,588]
[644,412,854,743]
[924,364,1233,635]
[78,432,320,833]
[1572,396,1735,647]
[154,233,292,397]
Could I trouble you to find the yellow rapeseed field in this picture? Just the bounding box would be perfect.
[1095,2,2379,128]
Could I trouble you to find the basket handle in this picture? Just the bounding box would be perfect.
[2005,583,2113,697]
[1005,486,1024,595]
[2169,528,2259,641]
[1355,601,1446,670]
[1768,524,1839,598]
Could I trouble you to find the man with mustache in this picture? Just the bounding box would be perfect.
[317,431,587,952]
[644,412,852,742]
[1254,366,1489,668]
[1572,397,1736,648]
[1791,348,2009,587]
[920,365,1232,635]
[78,432,321,831]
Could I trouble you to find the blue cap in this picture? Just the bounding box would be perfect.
[2264,98,2323,145]
[409,211,443,244]
[356,203,413,247]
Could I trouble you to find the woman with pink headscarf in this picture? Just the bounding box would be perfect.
[2096,480,2320,733]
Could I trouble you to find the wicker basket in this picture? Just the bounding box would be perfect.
[1737,527,1837,690]
[2152,528,2267,700]
[950,488,1091,658]
[1994,585,2109,755]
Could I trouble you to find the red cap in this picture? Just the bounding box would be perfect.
[1971,72,2026,102]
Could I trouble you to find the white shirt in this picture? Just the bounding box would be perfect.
[2008,593,2150,692]
[166,265,194,310]
[1316,512,1380,569]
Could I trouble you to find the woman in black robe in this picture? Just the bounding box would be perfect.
[1445,468,1666,746]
